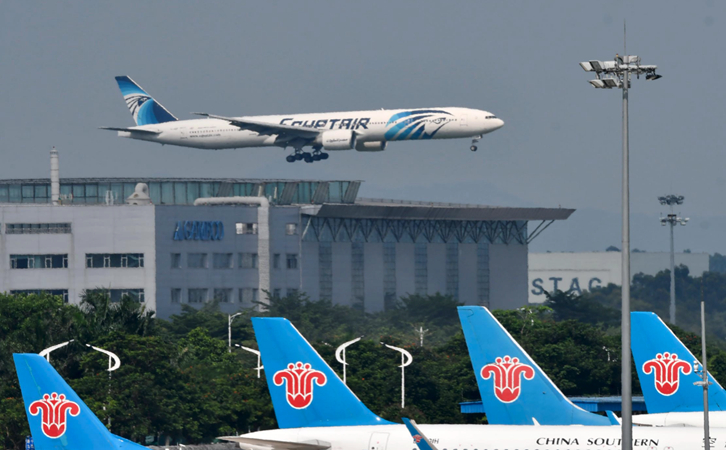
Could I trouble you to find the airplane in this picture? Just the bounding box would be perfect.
[101,76,504,163]
[631,311,726,427]
[13,332,722,450]
[217,317,718,450]
[457,305,612,426]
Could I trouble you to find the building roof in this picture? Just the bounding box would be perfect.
[305,201,574,221]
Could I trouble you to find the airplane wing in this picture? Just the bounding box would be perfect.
[193,113,321,139]
[217,437,331,450]
[98,126,161,135]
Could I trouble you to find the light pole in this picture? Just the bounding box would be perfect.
[234,344,264,378]
[86,344,121,429]
[580,53,662,450]
[335,337,362,384]
[659,195,688,324]
[381,343,413,409]
[39,340,74,362]
[694,299,711,450]
[228,312,244,353]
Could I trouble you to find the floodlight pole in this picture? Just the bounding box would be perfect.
[620,63,633,450]
[228,312,244,353]
[659,195,687,325]
[698,300,711,450]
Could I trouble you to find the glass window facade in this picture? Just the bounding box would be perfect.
[11,254,68,269]
[213,288,233,303]
[383,242,396,310]
[11,289,69,303]
[212,253,233,269]
[5,223,71,234]
[351,243,364,310]
[318,243,332,301]
[188,253,208,269]
[477,242,490,307]
[188,288,208,303]
[286,254,298,269]
[239,253,258,269]
[86,289,144,303]
[446,243,459,300]
[171,288,182,304]
[86,253,143,268]
[171,253,182,269]
[0,179,360,205]
[414,244,428,295]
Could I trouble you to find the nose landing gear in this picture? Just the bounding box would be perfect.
[470,135,482,152]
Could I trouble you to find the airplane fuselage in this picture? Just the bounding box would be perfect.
[116,107,503,150]
[240,423,724,450]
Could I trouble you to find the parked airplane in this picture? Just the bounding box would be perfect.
[631,311,726,427]
[217,317,719,450]
[13,339,723,450]
[101,76,504,163]
[457,305,612,426]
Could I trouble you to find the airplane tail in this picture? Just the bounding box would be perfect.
[251,317,392,428]
[457,306,610,425]
[631,311,726,413]
[114,76,177,126]
[13,353,146,450]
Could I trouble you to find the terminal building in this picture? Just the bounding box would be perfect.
[0,175,573,319]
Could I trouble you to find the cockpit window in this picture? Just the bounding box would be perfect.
[485,115,498,119]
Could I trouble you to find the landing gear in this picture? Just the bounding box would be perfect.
[470,135,482,152]
[286,146,329,163]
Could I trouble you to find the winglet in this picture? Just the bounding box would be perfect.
[402,418,439,450]
[605,410,621,425]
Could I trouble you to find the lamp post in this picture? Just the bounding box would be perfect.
[335,337,362,384]
[381,343,413,408]
[694,300,711,450]
[659,195,688,324]
[39,340,74,362]
[234,344,264,378]
[85,344,121,429]
[228,312,244,353]
[580,53,662,450]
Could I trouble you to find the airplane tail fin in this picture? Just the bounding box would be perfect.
[457,306,610,425]
[114,76,177,126]
[13,353,146,450]
[631,311,726,413]
[251,317,392,428]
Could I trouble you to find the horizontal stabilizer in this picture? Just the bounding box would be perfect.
[99,126,161,135]
[217,437,331,450]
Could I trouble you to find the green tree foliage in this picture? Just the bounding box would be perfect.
[4,275,726,449]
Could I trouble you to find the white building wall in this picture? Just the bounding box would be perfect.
[0,205,156,310]
[528,251,710,303]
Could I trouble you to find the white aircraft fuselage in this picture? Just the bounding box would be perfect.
[115,107,503,150]
[238,423,722,450]
[633,410,726,427]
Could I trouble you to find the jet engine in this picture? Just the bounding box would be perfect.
[321,130,356,150]
[355,141,387,152]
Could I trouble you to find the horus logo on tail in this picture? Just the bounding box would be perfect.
[28,392,80,438]
[481,356,535,403]
[273,362,327,409]
[125,94,151,120]
[642,352,692,396]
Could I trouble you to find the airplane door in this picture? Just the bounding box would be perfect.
[459,113,469,127]
[368,433,389,450]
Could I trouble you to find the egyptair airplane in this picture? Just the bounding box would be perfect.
[101,76,504,163]
[630,311,726,427]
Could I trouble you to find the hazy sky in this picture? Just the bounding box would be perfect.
[2,1,724,253]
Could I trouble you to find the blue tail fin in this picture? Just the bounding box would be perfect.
[252,317,391,428]
[457,306,610,425]
[631,311,726,413]
[114,76,177,126]
[14,353,146,450]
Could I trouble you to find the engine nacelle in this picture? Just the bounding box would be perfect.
[355,141,387,152]
[321,130,356,150]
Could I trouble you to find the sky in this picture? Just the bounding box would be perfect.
[1,1,724,253]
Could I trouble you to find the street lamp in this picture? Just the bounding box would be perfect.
[39,340,74,362]
[580,52,662,450]
[234,344,264,378]
[659,195,688,325]
[228,312,244,353]
[335,337,362,384]
[381,343,413,409]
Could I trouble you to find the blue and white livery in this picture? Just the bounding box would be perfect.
[14,353,147,450]
[631,311,726,427]
[102,76,504,163]
[458,306,611,426]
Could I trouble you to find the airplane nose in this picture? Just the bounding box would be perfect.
[493,118,504,130]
